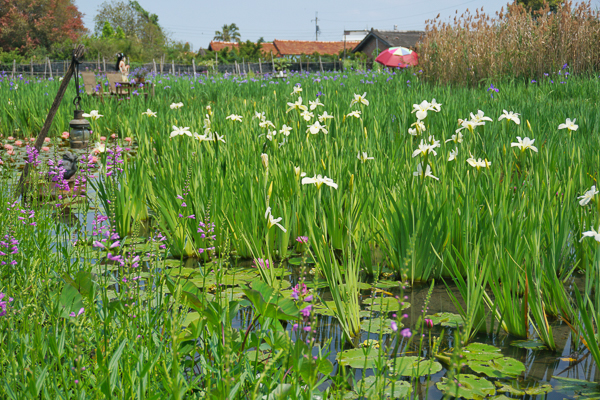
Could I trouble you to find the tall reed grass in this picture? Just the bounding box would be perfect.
[419,1,600,85]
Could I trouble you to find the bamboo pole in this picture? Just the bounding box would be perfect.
[17,45,86,198]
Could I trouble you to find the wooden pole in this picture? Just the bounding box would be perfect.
[192,59,196,77]
[153,59,157,75]
[17,45,86,198]
[271,52,275,72]
[44,61,47,78]
[160,56,164,74]
[12,59,15,78]
[234,60,238,75]
[30,60,33,77]
[259,58,262,74]
[97,54,100,71]
[319,55,323,73]
[48,58,53,79]
[103,57,106,72]
[300,56,303,73]
[172,60,175,75]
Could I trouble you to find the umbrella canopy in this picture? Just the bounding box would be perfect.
[375,47,418,68]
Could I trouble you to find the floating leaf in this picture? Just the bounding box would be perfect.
[467,357,525,378]
[374,281,401,289]
[552,376,600,398]
[287,257,312,266]
[436,374,496,399]
[363,297,409,312]
[305,280,329,289]
[354,376,411,399]
[426,312,464,327]
[388,356,443,377]
[165,267,199,278]
[313,304,336,317]
[360,318,398,334]
[495,381,552,396]
[337,348,384,369]
[510,340,548,350]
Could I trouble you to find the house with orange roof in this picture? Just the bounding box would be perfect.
[207,40,360,58]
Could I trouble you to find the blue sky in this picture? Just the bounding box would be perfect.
[76,0,600,51]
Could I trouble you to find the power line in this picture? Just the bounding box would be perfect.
[318,0,483,23]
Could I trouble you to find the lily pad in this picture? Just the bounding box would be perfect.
[552,376,600,398]
[510,340,548,350]
[287,257,313,266]
[464,343,501,354]
[337,347,384,369]
[360,318,398,334]
[375,280,401,289]
[436,374,496,399]
[467,357,525,378]
[313,305,336,317]
[305,280,330,289]
[165,267,199,278]
[495,381,553,396]
[388,356,443,377]
[363,297,409,313]
[426,312,464,327]
[354,376,411,399]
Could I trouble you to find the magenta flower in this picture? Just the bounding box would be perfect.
[300,305,312,317]
[70,307,84,317]
[304,294,313,302]
[400,328,412,338]
[425,318,434,328]
[391,321,398,332]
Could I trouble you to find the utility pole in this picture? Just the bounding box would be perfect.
[312,12,320,41]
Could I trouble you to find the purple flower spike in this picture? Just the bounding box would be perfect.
[300,305,312,317]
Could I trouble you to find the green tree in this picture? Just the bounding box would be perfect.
[517,0,561,12]
[214,23,241,42]
[102,21,115,38]
[238,40,263,61]
[115,26,126,39]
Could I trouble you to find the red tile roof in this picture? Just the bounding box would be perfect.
[208,41,239,52]
[209,41,280,56]
[260,42,279,56]
[208,40,360,57]
[273,40,360,56]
